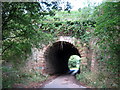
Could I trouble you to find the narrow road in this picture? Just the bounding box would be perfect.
[42,74,86,88]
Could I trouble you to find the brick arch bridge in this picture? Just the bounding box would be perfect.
[42,36,88,75]
[25,36,89,75]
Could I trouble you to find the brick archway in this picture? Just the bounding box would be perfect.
[24,36,89,75]
[44,41,81,75]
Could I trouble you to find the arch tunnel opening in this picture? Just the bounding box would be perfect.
[44,41,81,75]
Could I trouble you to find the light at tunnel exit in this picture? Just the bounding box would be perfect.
[68,55,81,75]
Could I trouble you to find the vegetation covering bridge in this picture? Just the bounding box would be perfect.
[2,1,120,88]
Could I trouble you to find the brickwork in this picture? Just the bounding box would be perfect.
[25,36,89,75]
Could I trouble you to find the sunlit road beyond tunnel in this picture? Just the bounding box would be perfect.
[44,41,81,75]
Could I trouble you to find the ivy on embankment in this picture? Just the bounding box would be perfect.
[40,20,95,42]
[76,2,120,88]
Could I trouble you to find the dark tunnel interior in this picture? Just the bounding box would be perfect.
[44,41,81,75]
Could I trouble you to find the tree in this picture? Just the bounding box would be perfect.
[2,2,54,66]
[40,1,62,11]
[78,8,81,12]
[64,1,72,13]
[94,2,120,82]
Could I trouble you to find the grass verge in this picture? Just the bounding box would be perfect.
[76,71,119,88]
[2,66,48,88]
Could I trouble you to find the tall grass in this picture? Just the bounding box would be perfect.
[2,66,48,88]
[76,71,118,88]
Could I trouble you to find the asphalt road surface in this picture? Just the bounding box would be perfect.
[42,74,86,89]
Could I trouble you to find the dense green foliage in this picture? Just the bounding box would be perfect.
[2,1,120,88]
[2,66,48,88]
[94,2,120,72]
[2,3,54,87]
[68,55,80,69]
[2,2,54,66]
[95,2,120,87]
[76,2,120,88]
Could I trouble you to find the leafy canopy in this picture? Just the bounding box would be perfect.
[2,2,54,66]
